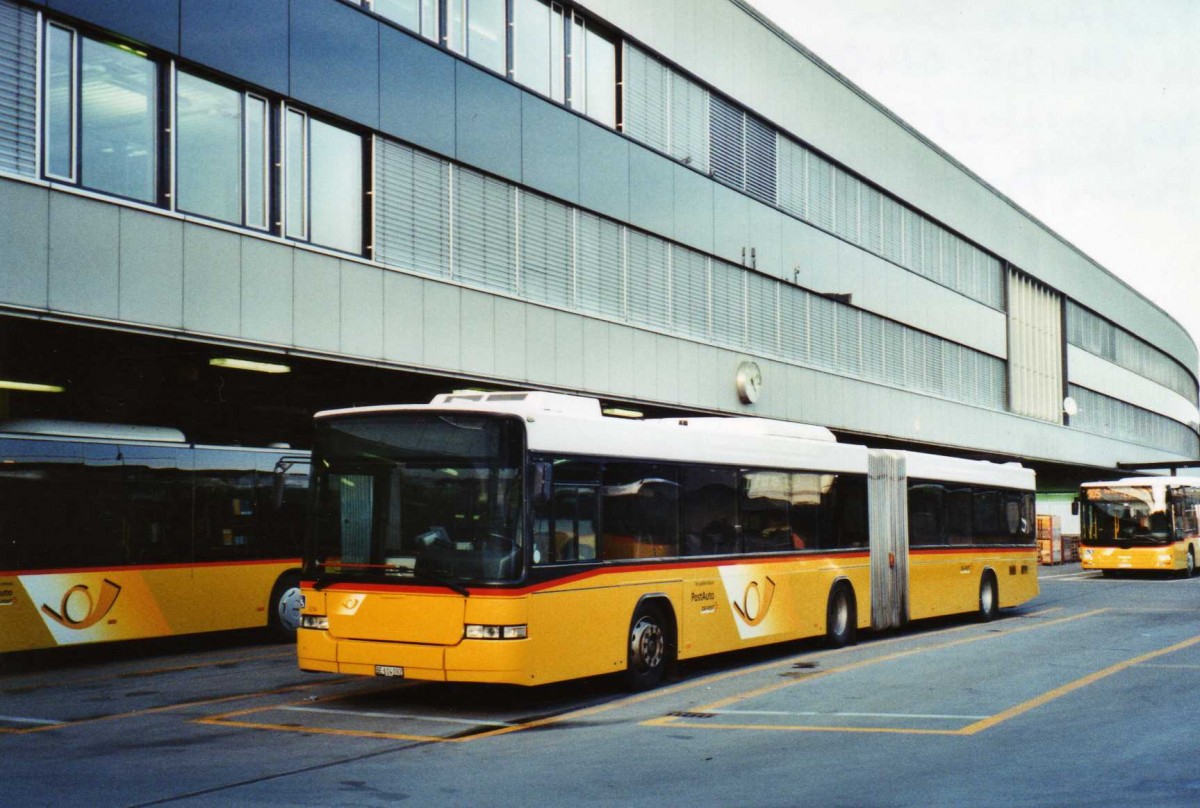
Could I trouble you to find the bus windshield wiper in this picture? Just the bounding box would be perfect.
[387,565,472,597]
[312,563,470,596]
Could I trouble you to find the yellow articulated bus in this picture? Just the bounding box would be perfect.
[298,391,1038,689]
[0,420,310,654]
[1078,477,1200,577]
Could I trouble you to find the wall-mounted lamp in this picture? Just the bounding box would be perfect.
[209,357,291,374]
[0,380,65,393]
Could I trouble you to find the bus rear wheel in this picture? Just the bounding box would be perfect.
[1183,548,1195,579]
[623,603,670,691]
[977,572,999,622]
[269,572,304,642]
[825,583,857,647]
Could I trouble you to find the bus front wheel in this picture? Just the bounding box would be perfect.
[977,572,999,622]
[269,572,304,641]
[1183,548,1195,579]
[825,583,857,647]
[623,603,670,691]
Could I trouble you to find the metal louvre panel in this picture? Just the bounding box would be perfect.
[518,191,573,307]
[575,210,624,320]
[941,342,964,402]
[880,195,903,264]
[453,167,516,294]
[808,293,835,370]
[1069,385,1199,456]
[939,230,959,294]
[744,114,776,205]
[779,286,809,363]
[622,43,669,154]
[807,152,835,231]
[625,229,671,330]
[375,139,450,277]
[0,0,36,177]
[901,206,924,276]
[833,305,862,375]
[834,171,858,242]
[859,184,882,253]
[919,218,941,285]
[882,319,906,387]
[670,70,709,172]
[710,259,746,348]
[775,136,806,218]
[670,245,709,339]
[859,311,885,382]
[708,94,745,190]
[745,272,778,356]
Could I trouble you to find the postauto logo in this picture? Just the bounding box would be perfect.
[40,578,123,629]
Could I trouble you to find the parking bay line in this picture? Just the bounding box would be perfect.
[279,705,516,728]
[645,608,1111,736]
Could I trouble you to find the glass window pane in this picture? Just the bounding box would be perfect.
[244,96,268,229]
[549,5,564,103]
[512,0,551,96]
[309,118,362,253]
[176,71,241,223]
[285,108,306,239]
[372,0,420,32]
[583,26,616,127]
[569,15,584,112]
[446,0,465,54]
[467,0,505,74]
[45,24,75,180]
[421,0,439,41]
[80,37,157,202]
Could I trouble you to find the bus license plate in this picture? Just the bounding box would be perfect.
[375,665,405,678]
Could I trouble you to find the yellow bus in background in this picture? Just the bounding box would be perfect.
[298,391,1038,689]
[0,421,309,654]
[1078,477,1200,577]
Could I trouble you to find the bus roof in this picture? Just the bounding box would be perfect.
[0,418,187,443]
[316,391,1034,491]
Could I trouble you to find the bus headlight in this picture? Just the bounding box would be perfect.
[300,615,329,630]
[465,624,528,640]
[1158,554,1173,564]
[1081,548,1093,560]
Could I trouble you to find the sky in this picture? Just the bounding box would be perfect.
[743,0,1200,354]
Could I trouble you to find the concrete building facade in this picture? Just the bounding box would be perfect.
[0,0,1196,485]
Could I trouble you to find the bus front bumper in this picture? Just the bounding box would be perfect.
[298,628,533,685]
[1080,545,1181,572]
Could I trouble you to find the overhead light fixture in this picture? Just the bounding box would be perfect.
[209,357,291,374]
[0,380,65,393]
[602,407,644,419]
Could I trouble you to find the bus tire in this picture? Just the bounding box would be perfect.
[825,582,857,647]
[1183,548,1195,579]
[269,572,304,642]
[623,602,671,691]
[977,572,999,622]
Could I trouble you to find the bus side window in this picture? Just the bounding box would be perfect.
[907,483,946,547]
[601,463,679,560]
[680,466,738,556]
[829,475,868,549]
[532,458,599,564]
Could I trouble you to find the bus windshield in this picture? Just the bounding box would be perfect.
[308,413,525,585]
[1081,486,1173,546]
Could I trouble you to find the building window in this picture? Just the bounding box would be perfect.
[370,0,439,42]
[446,0,506,75]
[176,72,269,229]
[568,13,616,127]
[512,0,565,103]
[45,26,160,203]
[284,107,364,254]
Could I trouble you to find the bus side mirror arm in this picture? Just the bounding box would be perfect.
[1071,498,1079,516]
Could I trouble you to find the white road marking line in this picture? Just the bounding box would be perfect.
[278,705,515,728]
[711,710,988,721]
[0,714,63,726]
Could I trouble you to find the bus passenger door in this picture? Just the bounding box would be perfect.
[868,450,909,630]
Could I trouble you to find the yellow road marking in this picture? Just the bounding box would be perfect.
[958,633,1200,735]
[200,608,1084,743]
